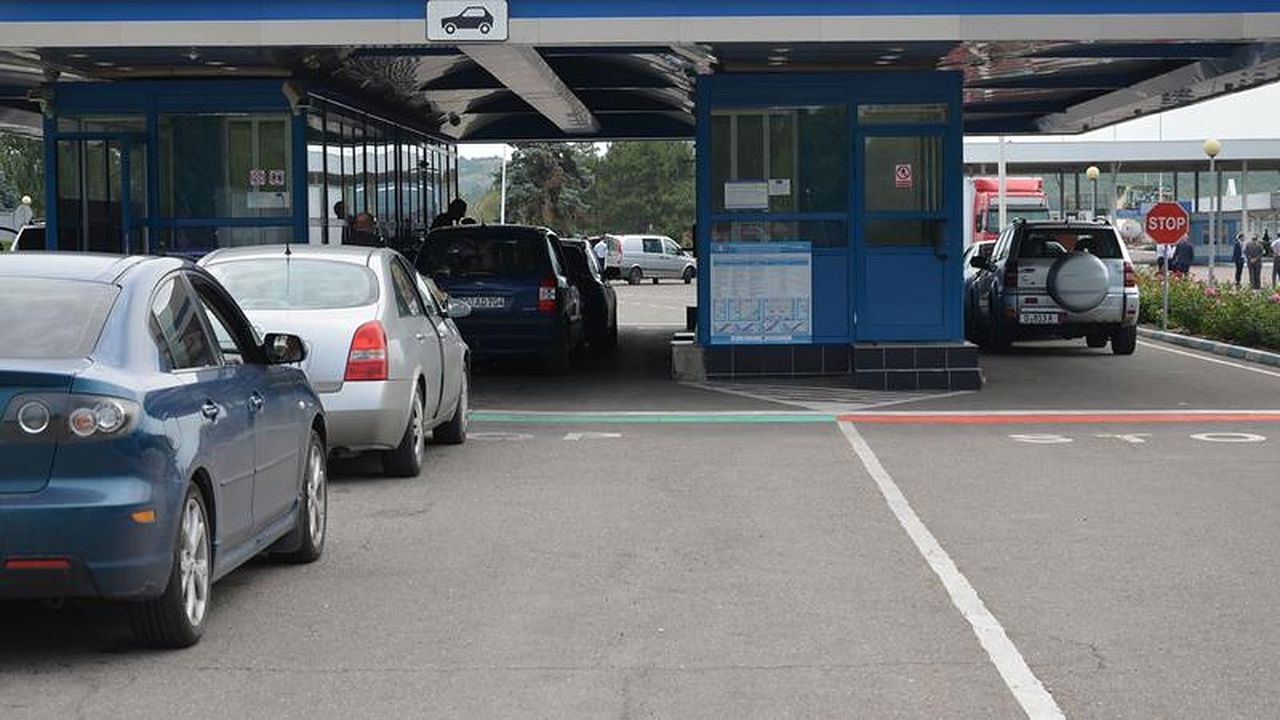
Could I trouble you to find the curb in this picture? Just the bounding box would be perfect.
[1138,327,1280,369]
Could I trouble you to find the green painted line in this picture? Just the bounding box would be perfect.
[472,411,836,424]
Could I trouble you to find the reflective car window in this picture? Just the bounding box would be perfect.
[189,278,256,365]
[150,277,220,371]
[643,238,663,254]
[0,278,117,359]
[389,258,424,318]
[207,259,378,310]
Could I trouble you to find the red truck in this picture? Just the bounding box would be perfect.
[965,177,1051,246]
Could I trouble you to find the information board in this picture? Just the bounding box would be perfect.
[709,242,811,345]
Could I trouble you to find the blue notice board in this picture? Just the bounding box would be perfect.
[709,242,812,345]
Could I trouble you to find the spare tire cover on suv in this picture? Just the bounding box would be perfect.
[1047,252,1110,313]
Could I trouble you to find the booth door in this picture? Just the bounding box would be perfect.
[55,136,147,253]
[855,119,955,342]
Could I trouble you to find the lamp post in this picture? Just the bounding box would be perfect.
[1203,138,1222,286]
[1085,165,1100,218]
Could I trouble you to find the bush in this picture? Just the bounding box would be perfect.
[1136,269,1280,351]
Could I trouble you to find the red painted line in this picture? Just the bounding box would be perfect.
[837,412,1280,425]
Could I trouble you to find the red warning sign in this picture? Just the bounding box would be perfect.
[894,163,913,189]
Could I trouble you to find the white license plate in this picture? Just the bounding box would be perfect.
[1019,312,1061,325]
[456,296,506,309]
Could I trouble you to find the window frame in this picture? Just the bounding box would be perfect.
[148,273,224,373]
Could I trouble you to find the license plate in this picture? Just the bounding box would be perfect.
[455,296,506,309]
[1019,312,1060,325]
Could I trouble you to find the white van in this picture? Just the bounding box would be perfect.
[611,234,697,285]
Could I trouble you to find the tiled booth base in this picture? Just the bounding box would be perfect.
[671,336,982,391]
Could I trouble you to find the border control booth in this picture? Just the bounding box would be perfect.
[2,1,1279,390]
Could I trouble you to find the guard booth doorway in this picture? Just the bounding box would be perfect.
[53,135,147,253]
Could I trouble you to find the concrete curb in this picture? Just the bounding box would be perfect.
[1138,326,1280,369]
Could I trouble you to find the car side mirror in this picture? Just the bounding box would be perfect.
[970,255,991,271]
[445,299,472,319]
[262,333,306,365]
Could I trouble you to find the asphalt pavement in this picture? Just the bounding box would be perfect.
[3,281,1280,719]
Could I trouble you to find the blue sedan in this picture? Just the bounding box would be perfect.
[0,254,327,648]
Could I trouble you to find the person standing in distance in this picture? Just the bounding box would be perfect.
[1245,234,1265,290]
[1270,231,1280,288]
[1232,233,1246,287]
[593,237,609,280]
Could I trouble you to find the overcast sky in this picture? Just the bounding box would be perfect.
[457,80,1280,158]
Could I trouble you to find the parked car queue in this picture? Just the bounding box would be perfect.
[0,223,637,649]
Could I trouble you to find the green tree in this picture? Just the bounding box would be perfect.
[503,143,596,234]
[0,133,44,214]
[587,141,694,245]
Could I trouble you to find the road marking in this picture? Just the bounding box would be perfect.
[468,431,535,441]
[1138,340,1280,379]
[1191,432,1267,443]
[837,410,1280,425]
[563,431,623,441]
[838,422,1065,720]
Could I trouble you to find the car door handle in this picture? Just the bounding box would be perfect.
[248,393,265,414]
[414,333,429,342]
[201,401,220,421]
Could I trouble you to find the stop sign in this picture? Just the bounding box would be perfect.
[1145,202,1190,245]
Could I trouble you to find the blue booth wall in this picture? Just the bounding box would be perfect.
[696,72,964,346]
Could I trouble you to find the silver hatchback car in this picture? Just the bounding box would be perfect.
[965,219,1140,355]
[202,245,471,476]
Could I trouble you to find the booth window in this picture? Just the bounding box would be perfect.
[710,106,848,215]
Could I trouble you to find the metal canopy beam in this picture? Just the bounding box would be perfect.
[461,44,599,135]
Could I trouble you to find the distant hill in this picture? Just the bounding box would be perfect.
[459,155,502,208]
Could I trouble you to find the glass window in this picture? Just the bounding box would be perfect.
[0,279,117,359]
[1017,229,1122,259]
[149,277,220,371]
[158,114,293,220]
[711,220,847,248]
[189,280,255,365]
[858,104,948,125]
[642,238,663,254]
[388,259,424,317]
[865,219,946,248]
[207,259,379,310]
[864,135,943,213]
[710,106,847,214]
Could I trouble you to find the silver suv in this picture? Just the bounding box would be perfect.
[965,219,1140,355]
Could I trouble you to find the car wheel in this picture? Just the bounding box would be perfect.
[1112,326,1138,355]
[479,22,492,33]
[434,371,469,445]
[444,23,457,34]
[128,485,211,648]
[1086,332,1109,348]
[682,267,695,284]
[271,430,327,563]
[627,267,642,285]
[383,386,425,477]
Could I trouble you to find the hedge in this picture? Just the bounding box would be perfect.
[1136,269,1280,352]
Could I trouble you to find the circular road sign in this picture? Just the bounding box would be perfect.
[1145,202,1190,245]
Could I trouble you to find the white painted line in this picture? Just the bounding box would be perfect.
[838,422,1066,720]
[837,408,1280,417]
[1138,340,1280,379]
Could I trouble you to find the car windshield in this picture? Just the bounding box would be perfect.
[420,232,546,280]
[0,278,117,359]
[1018,230,1123,259]
[207,259,379,310]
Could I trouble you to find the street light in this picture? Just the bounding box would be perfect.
[1085,165,1100,218]
[1203,138,1222,286]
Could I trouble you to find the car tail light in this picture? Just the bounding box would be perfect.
[2,394,137,441]
[345,321,388,381]
[538,277,557,313]
[1003,260,1019,288]
[1123,261,1137,288]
